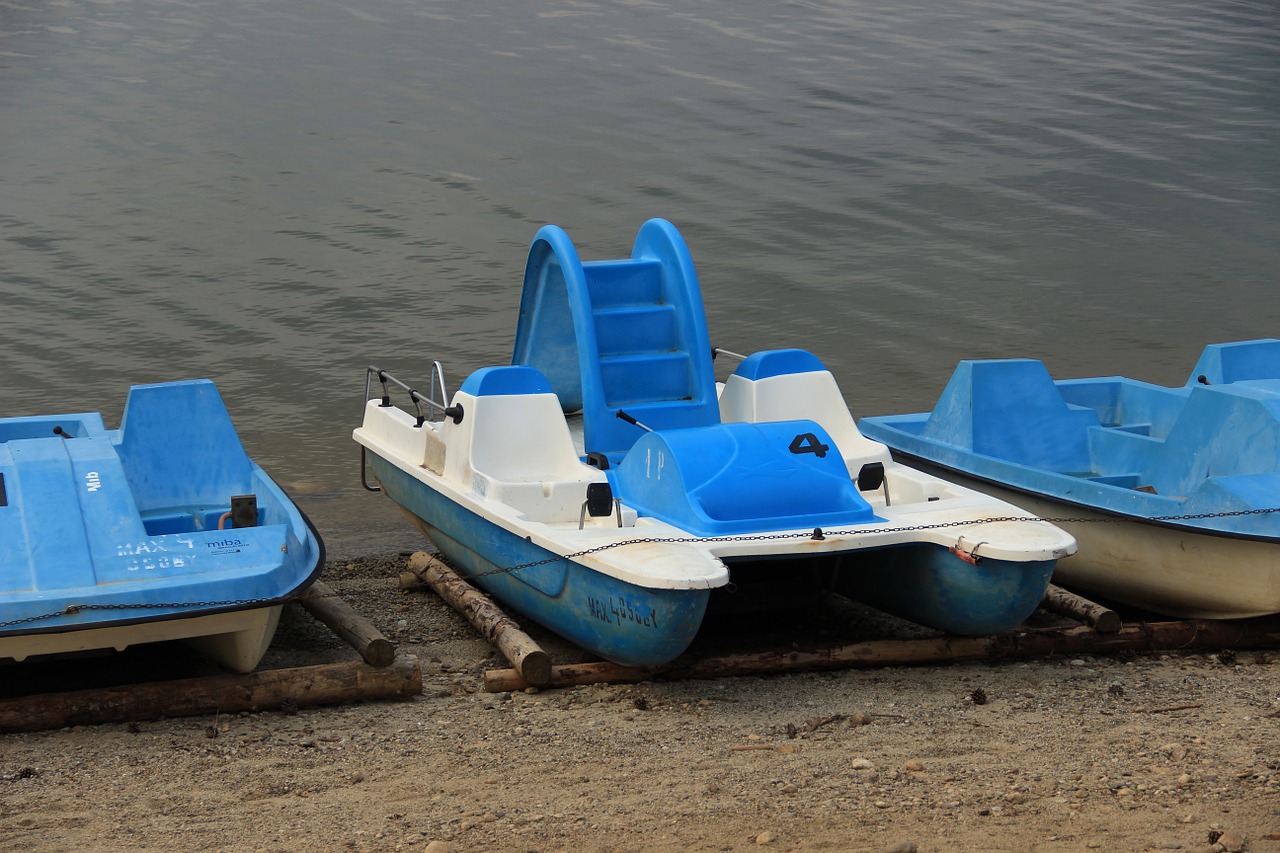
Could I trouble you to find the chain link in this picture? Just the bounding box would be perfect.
[460,506,1280,580]
[0,596,285,630]
[5,507,1276,631]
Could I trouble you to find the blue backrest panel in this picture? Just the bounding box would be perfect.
[922,360,1099,472]
[115,380,254,513]
[1187,339,1280,387]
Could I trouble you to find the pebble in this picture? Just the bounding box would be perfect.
[851,758,875,770]
[904,759,924,772]
[1157,842,1182,850]
[755,831,775,845]
[424,842,452,853]
[780,784,798,795]
[1213,831,1244,853]
[882,843,917,853]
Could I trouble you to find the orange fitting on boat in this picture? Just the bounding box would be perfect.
[950,540,986,565]
[217,511,233,530]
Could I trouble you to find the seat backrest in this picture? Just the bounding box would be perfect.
[922,359,1099,472]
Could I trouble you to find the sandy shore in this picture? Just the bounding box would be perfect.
[3,554,1279,853]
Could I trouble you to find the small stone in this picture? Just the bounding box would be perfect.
[882,842,917,853]
[425,842,452,853]
[780,783,798,795]
[904,759,924,772]
[1264,828,1280,841]
[1070,659,1086,666]
[1176,773,1194,787]
[1005,791,1026,804]
[851,758,875,770]
[755,831,775,845]
[1157,842,1182,850]
[1214,830,1244,852]
[848,711,873,726]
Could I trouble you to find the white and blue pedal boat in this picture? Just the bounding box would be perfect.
[860,340,1280,619]
[354,219,1075,666]
[0,380,324,672]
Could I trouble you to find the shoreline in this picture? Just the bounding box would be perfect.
[3,553,1278,852]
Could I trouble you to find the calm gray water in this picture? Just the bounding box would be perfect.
[3,0,1278,555]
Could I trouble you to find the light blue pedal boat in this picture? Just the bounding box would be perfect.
[355,220,1075,666]
[0,380,324,672]
[860,341,1280,619]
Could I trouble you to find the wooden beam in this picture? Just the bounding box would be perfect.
[483,617,1280,692]
[405,551,552,687]
[299,580,397,667]
[1041,584,1121,633]
[0,656,423,733]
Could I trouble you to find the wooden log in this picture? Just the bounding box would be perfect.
[484,660,649,692]
[1041,584,1122,633]
[399,571,427,590]
[299,580,397,667]
[483,616,1280,692]
[0,656,423,733]
[406,551,552,687]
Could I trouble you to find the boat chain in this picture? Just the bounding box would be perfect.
[3,506,1277,630]
[455,506,1280,581]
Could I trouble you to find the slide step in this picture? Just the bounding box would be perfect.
[593,304,678,357]
[583,259,663,309]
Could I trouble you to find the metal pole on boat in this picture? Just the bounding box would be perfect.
[711,346,747,362]
[615,409,653,432]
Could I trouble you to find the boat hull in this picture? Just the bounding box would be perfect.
[0,606,283,673]
[369,455,710,667]
[831,544,1056,635]
[1,380,325,672]
[889,455,1280,619]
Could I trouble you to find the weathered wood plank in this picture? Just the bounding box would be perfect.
[0,656,422,733]
[299,580,397,667]
[483,617,1280,692]
[405,551,552,686]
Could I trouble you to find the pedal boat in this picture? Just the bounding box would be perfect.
[859,340,1280,618]
[0,380,324,672]
[354,219,1075,666]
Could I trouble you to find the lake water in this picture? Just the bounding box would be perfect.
[3,0,1277,556]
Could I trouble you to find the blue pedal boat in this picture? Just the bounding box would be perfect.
[859,340,1280,619]
[0,380,324,672]
[354,219,1075,666]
